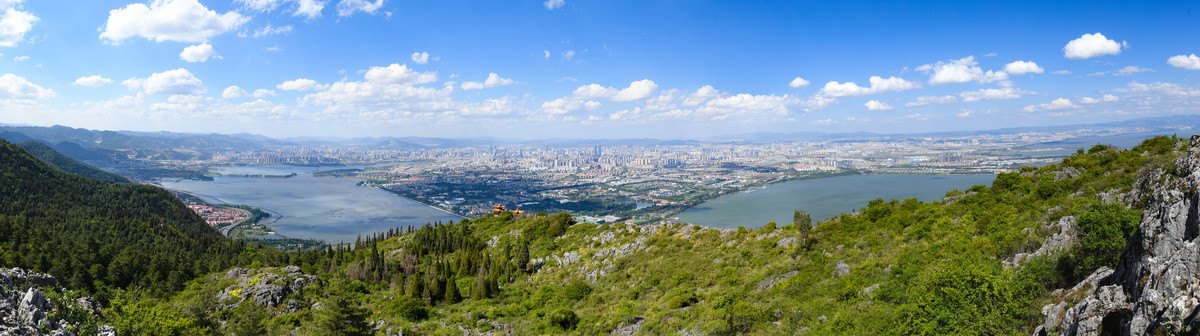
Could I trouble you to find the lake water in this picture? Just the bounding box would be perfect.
[159,165,461,244]
[674,174,996,229]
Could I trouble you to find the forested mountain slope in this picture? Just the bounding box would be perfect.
[0,139,245,298]
[15,140,131,184]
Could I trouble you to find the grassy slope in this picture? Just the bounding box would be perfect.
[144,136,1184,335]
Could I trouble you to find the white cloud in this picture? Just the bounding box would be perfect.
[1089,66,1155,77]
[363,63,437,85]
[1024,98,1078,112]
[461,73,516,90]
[0,1,37,47]
[544,0,564,10]
[101,0,248,43]
[125,68,205,96]
[573,84,618,99]
[411,51,430,64]
[562,50,575,61]
[277,78,324,91]
[921,56,982,85]
[236,0,325,19]
[1063,33,1126,60]
[1117,81,1200,97]
[543,50,550,59]
[336,0,384,17]
[918,56,1009,85]
[541,98,599,115]
[959,87,1027,102]
[1079,94,1120,104]
[0,73,54,99]
[1003,61,1044,75]
[788,77,810,88]
[222,85,248,99]
[1051,70,1072,75]
[612,79,658,102]
[816,76,919,98]
[253,89,276,98]
[905,95,957,107]
[253,24,292,37]
[180,43,218,62]
[11,55,26,62]
[1168,54,1200,70]
[73,75,114,87]
[864,100,893,111]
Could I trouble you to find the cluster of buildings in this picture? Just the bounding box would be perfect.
[184,202,249,226]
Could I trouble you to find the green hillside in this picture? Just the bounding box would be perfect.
[0,139,248,298]
[15,140,131,184]
[86,135,1183,335]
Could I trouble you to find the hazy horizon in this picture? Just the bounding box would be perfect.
[0,1,1198,139]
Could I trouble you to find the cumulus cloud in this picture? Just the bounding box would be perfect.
[336,0,384,17]
[562,50,575,61]
[222,85,248,99]
[573,84,618,100]
[180,43,218,62]
[864,100,893,111]
[0,73,54,99]
[1024,98,1078,112]
[1079,94,1120,104]
[544,0,564,9]
[541,98,600,115]
[124,68,205,96]
[363,63,437,85]
[612,79,658,102]
[1063,33,1126,60]
[461,73,516,90]
[252,89,276,98]
[816,76,919,98]
[236,0,325,19]
[277,78,324,91]
[1168,54,1200,70]
[1116,81,1200,97]
[543,50,550,59]
[1003,61,1044,75]
[11,55,26,62]
[917,56,1008,85]
[73,75,114,87]
[411,51,430,64]
[0,0,37,47]
[788,77,810,88]
[101,0,248,43]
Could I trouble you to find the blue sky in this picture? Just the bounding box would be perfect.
[0,0,1198,139]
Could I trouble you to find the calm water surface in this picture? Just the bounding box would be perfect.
[159,165,461,243]
[675,174,996,229]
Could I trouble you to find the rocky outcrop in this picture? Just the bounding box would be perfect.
[1005,216,1077,269]
[0,268,114,336]
[1035,134,1200,335]
[217,266,320,310]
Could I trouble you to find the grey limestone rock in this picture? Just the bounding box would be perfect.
[832,261,850,278]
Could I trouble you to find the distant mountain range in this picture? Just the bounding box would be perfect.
[3,114,1199,155]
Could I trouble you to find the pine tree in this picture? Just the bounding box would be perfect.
[310,281,371,336]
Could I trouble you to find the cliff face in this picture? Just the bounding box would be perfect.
[1037,135,1200,335]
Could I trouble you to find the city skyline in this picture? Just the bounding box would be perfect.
[0,0,1198,139]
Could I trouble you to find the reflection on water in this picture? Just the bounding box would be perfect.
[160,165,461,244]
[675,174,996,230]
